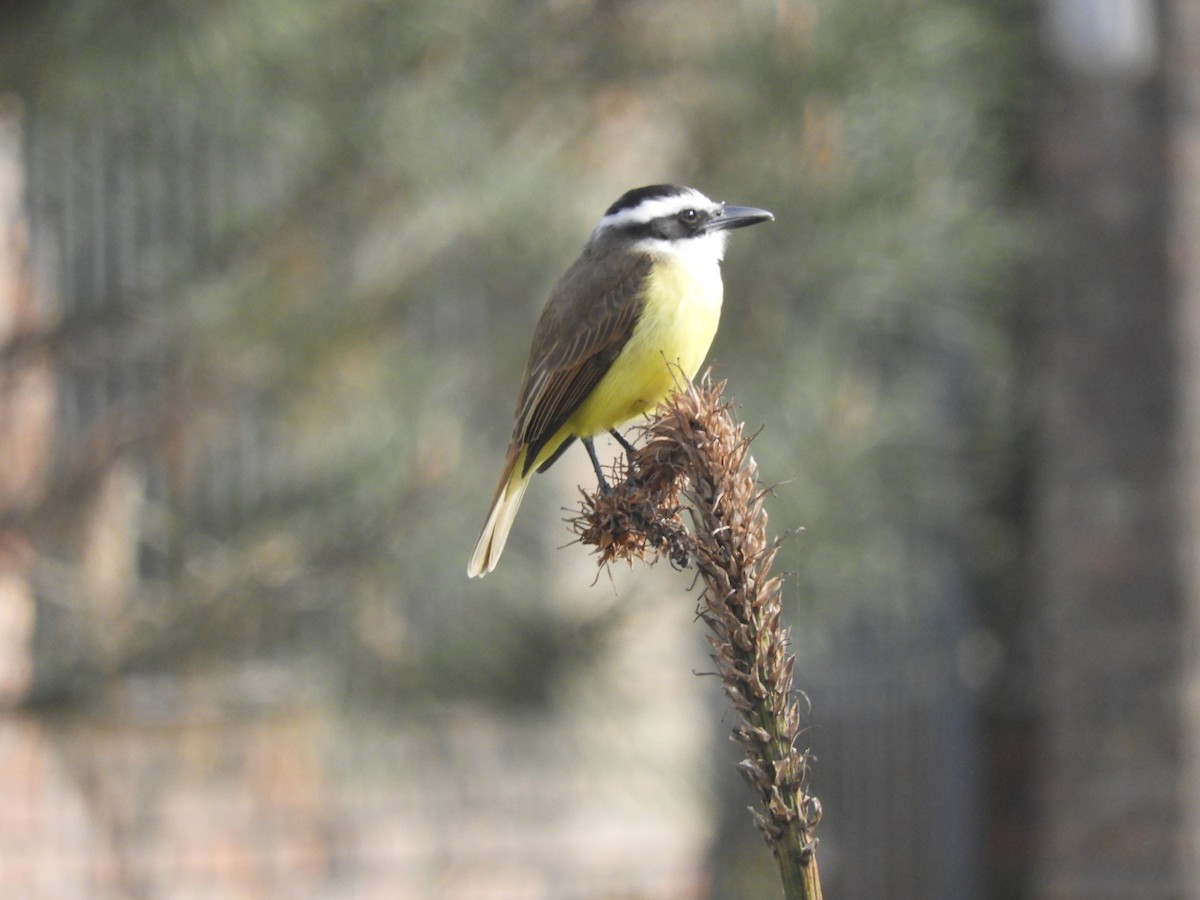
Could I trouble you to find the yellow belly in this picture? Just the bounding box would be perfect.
[565,256,722,439]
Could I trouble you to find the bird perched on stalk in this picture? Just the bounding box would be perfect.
[468,183,772,577]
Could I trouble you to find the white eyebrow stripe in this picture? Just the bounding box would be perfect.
[594,189,715,233]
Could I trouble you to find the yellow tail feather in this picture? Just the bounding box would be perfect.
[467,450,531,577]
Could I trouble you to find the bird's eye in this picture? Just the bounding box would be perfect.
[678,209,700,226]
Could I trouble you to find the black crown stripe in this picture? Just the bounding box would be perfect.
[603,184,691,218]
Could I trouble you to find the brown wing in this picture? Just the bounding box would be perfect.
[511,250,652,474]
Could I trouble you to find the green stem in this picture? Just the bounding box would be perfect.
[778,847,823,900]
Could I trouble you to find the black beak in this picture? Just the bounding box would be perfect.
[709,204,774,232]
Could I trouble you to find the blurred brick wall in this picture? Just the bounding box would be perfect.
[0,677,712,899]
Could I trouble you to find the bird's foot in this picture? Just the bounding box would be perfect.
[609,428,637,458]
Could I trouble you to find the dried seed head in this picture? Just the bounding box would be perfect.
[568,373,819,880]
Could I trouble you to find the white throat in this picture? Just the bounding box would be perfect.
[632,229,729,266]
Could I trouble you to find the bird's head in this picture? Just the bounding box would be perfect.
[590,184,773,261]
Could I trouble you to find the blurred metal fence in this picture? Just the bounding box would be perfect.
[803,616,979,899]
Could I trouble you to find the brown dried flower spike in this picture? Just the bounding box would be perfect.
[570,372,823,900]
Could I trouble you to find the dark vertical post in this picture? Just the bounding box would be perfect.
[1032,0,1189,893]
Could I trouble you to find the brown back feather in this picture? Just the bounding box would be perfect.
[512,250,652,474]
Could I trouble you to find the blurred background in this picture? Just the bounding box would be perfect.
[0,0,1194,897]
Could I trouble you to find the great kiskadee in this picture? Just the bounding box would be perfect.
[468,184,773,577]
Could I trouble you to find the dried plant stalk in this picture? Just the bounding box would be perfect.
[570,373,822,900]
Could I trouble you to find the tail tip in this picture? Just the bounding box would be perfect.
[467,541,495,579]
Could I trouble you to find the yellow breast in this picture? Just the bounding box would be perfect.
[568,252,723,437]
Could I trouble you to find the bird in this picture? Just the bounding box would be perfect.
[468,184,773,577]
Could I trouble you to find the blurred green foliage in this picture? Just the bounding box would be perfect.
[3,0,1032,706]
